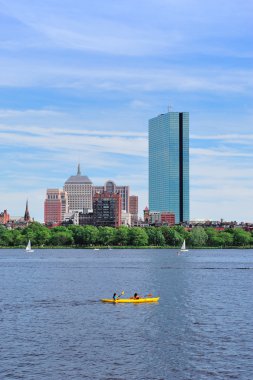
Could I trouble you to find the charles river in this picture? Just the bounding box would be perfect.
[1,249,253,380]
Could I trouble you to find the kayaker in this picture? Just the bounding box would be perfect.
[133,292,140,299]
[113,293,117,300]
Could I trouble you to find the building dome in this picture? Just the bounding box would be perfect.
[65,164,92,184]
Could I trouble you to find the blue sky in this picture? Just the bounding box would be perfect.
[0,0,252,222]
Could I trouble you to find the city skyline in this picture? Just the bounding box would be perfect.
[0,0,252,221]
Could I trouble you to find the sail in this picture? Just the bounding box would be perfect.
[26,240,31,251]
[181,240,186,250]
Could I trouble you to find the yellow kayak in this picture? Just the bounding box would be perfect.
[101,297,160,303]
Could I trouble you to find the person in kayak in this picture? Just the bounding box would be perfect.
[133,293,140,299]
[113,293,117,300]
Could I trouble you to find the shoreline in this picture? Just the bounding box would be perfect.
[1,246,253,250]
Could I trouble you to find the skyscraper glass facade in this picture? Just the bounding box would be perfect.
[149,112,189,223]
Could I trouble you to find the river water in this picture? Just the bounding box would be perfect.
[0,248,253,380]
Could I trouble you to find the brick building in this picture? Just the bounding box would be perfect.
[0,209,10,224]
[44,189,68,225]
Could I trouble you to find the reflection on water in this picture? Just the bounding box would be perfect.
[1,249,253,379]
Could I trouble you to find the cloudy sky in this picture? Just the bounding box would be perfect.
[0,0,252,222]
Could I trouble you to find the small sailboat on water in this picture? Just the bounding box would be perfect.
[180,239,188,252]
[25,240,34,253]
[177,239,188,255]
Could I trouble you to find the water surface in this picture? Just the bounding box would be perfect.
[1,249,253,379]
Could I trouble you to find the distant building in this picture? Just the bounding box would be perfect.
[64,164,93,212]
[143,206,150,224]
[160,212,175,226]
[63,211,79,225]
[143,207,175,226]
[93,191,122,227]
[93,180,129,212]
[129,195,138,226]
[121,210,131,226]
[79,210,94,226]
[63,164,92,212]
[149,111,189,223]
[24,200,31,222]
[0,209,10,224]
[6,201,33,228]
[44,189,68,225]
[149,211,175,226]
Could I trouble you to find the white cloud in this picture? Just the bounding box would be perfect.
[0,125,148,158]
[190,148,253,158]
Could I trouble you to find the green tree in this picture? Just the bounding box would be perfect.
[128,228,148,246]
[114,226,129,246]
[173,225,187,237]
[218,231,233,247]
[72,225,99,246]
[11,229,25,246]
[160,226,183,246]
[205,228,221,247]
[0,228,13,246]
[232,228,252,246]
[68,225,87,246]
[97,227,115,246]
[189,226,208,247]
[145,227,165,246]
[22,222,51,246]
[50,229,74,246]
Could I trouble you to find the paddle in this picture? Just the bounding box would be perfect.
[117,291,124,299]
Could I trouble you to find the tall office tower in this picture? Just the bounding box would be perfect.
[64,164,93,212]
[44,189,68,224]
[149,111,189,223]
[93,180,129,212]
[93,191,122,227]
[129,195,138,225]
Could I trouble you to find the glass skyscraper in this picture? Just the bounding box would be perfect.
[149,111,189,223]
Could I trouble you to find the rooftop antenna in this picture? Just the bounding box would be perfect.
[168,104,173,113]
[77,163,81,175]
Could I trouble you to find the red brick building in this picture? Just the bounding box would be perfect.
[143,208,175,226]
[44,189,68,225]
[0,209,10,224]
[160,212,175,226]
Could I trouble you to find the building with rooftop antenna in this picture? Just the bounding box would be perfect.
[63,164,93,212]
[149,110,189,223]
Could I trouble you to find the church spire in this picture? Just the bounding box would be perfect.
[24,199,31,222]
[77,163,81,176]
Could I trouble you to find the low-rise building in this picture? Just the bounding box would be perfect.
[143,208,175,226]
[121,210,131,226]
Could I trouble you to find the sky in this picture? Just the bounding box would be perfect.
[0,0,252,222]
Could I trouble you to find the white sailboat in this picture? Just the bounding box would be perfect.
[180,239,188,252]
[26,240,34,253]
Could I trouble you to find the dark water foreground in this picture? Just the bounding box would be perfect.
[0,249,253,380]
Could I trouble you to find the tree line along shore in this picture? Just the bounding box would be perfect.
[0,222,253,248]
